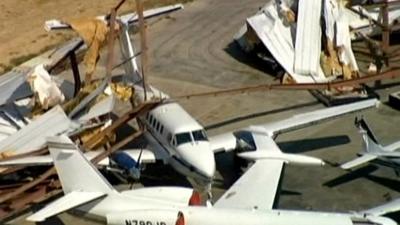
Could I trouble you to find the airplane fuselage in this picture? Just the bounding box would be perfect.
[135,85,216,184]
[76,193,394,225]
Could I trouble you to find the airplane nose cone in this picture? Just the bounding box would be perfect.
[195,156,215,179]
[177,142,215,180]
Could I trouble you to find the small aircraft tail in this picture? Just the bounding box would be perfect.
[340,117,384,170]
[355,117,384,154]
[27,135,114,222]
[48,135,115,194]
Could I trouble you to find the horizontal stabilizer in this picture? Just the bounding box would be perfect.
[0,151,109,167]
[27,191,105,222]
[340,154,377,170]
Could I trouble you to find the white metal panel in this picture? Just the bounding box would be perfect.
[214,160,283,210]
[294,0,322,76]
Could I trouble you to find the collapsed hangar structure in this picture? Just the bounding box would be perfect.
[235,0,400,103]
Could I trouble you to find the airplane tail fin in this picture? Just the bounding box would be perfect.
[48,135,115,194]
[355,117,384,154]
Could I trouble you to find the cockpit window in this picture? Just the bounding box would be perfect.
[192,130,208,141]
[175,132,192,145]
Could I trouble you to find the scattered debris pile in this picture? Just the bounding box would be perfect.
[0,1,186,221]
[236,0,400,98]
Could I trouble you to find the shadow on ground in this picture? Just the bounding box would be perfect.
[278,135,351,154]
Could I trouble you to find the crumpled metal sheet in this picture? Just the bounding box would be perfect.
[0,105,76,156]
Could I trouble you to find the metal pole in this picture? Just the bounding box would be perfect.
[135,0,148,101]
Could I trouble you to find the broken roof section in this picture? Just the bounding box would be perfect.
[236,0,400,84]
[0,105,76,156]
[245,1,327,83]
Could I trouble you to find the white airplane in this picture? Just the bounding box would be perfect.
[341,117,400,171]
[0,3,380,192]
[27,135,400,225]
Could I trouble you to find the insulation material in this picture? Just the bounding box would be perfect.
[278,0,296,25]
[294,0,322,76]
[336,7,359,78]
[323,0,359,80]
[68,18,111,84]
[109,83,134,102]
[27,64,65,110]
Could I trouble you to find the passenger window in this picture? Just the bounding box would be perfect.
[146,113,150,120]
[151,118,156,127]
[149,115,153,125]
[192,130,208,141]
[156,121,160,131]
[175,132,192,145]
[160,126,164,134]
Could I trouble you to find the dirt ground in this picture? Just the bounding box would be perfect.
[0,0,189,73]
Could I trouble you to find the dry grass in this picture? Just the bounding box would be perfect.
[0,0,189,73]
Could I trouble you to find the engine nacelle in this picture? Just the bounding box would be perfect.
[107,209,181,225]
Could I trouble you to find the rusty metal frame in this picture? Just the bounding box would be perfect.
[174,68,400,100]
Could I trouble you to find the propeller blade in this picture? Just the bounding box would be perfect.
[136,148,144,169]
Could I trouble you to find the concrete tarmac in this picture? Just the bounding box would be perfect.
[8,0,400,224]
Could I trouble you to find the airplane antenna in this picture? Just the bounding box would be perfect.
[135,0,148,101]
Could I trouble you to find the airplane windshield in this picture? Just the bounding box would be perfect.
[192,130,208,141]
[175,132,192,145]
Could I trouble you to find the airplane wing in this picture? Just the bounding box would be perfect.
[259,99,378,136]
[26,191,106,222]
[214,159,283,210]
[340,154,378,170]
[210,99,378,153]
[214,132,284,210]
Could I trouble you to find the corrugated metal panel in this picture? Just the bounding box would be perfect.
[247,4,327,83]
[0,105,74,155]
[0,70,32,106]
[294,0,322,76]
